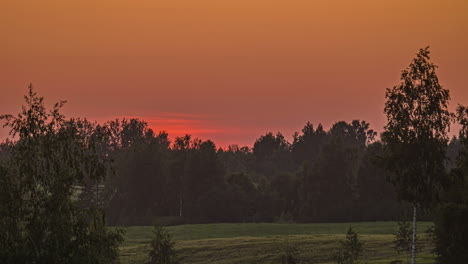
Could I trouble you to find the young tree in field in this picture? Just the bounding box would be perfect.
[335,227,364,264]
[382,47,452,264]
[0,85,123,263]
[394,219,419,263]
[148,223,179,264]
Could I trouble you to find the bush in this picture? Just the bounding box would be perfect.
[148,223,179,264]
[393,219,419,263]
[335,227,364,264]
[432,203,468,264]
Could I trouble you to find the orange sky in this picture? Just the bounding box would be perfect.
[2,0,468,147]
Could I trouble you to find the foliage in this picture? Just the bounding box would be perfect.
[0,85,123,263]
[382,46,452,208]
[393,220,412,255]
[381,46,452,264]
[393,219,420,262]
[148,223,179,264]
[0,85,420,228]
[431,105,468,264]
[292,122,325,166]
[335,227,364,264]
[253,131,294,177]
[297,120,381,222]
[71,117,405,225]
[432,204,468,264]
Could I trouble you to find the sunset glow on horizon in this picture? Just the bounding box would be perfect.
[2,0,468,147]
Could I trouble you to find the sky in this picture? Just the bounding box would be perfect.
[2,0,468,147]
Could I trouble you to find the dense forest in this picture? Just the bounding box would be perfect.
[3,115,460,226]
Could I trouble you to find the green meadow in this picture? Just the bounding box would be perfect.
[118,222,435,264]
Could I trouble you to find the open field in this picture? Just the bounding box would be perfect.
[118,222,435,264]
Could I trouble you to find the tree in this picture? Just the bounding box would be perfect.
[382,47,452,264]
[297,120,375,222]
[0,85,123,263]
[335,227,364,264]
[253,132,293,177]
[184,139,225,221]
[291,122,326,166]
[355,142,404,221]
[148,223,179,264]
[394,219,419,263]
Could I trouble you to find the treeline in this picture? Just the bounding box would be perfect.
[3,116,436,225]
[2,115,463,226]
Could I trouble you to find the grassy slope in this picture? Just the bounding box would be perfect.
[119,222,435,264]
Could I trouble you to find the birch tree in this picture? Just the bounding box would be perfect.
[382,47,451,264]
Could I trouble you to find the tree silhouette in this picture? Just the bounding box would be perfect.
[0,85,123,263]
[382,47,452,264]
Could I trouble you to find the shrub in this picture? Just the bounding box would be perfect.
[432,203,468,264]
[335,227,364,264]
[148,223,179,264]
[393,219,419,263]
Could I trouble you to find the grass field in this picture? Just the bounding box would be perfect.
[118,222,435,264]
